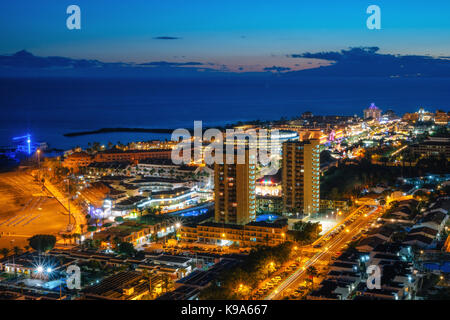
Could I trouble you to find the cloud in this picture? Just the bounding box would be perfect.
[0,51,220,78]
[2,47,450,78]
[139,61,203,67]
[289,47,380,61]
[286,47,450,77]
[263,65,291,72]
[153,36,181,40]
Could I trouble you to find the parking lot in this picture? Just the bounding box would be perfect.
[0,171,68,248]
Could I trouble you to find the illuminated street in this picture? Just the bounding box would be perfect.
[0,1,449,307]
[265,206,382,300]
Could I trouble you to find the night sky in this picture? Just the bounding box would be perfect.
[1,0,450,72]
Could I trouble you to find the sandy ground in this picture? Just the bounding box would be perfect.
[0,171,68,249]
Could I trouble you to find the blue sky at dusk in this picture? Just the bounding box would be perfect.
[1,0,450,71]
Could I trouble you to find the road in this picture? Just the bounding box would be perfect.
[264,205,383,300]
[43,180,86,234]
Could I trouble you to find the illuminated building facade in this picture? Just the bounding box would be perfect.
[282,139,320,215]
[214,148,256,225]
[180,220,288,247]
[94,149,172,163]
[363,103,382,120]
[63,151,93,171]
[63,149,172,171]
[434,110,449,125]
[417,108,433,122]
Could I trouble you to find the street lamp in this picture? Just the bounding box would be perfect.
[37,149,41,182]
[64,178,71,226]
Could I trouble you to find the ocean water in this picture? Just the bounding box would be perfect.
[1,76,449,149]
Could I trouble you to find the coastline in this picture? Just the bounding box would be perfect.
[63,127,178,137]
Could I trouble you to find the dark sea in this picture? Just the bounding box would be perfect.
[1,76,449,150]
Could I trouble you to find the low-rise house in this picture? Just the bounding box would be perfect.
[357,287,401,300]
[327,270,361,283]
[329,261,359,273]
[308,279,358,300]
[369,253,401,266]
[403,234,435,248]
[368,226,397,242]
[356,236,386,252]
[63,151,93,171]
[93,221,153,247]
[408,226,438,239]
[417,210,448,232]
[158,258,241,300]
[180,219,289,247]
[82,271,150,300]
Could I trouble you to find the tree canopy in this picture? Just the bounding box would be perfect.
[27,234,56,252]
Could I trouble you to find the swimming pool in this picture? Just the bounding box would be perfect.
[256,214,281,222]
[423,262,450,273]
[179,208,209,217]
[169,203,213,217]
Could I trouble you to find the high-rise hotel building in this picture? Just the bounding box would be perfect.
[363,103,382,121]
[282,139,320,215]
[214,148,257,225]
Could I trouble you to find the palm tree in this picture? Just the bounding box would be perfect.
[306,266,318,291]
[73,233,82,245]
[61,234,68,246]
[0,248,10,259]
[13,246,22,256]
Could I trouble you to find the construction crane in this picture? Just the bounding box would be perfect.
[12,134,32,155]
